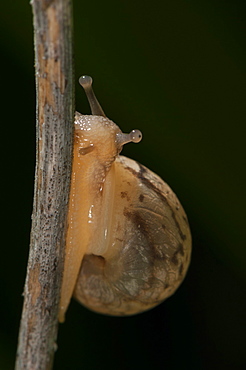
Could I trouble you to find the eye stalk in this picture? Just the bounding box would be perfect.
[79,75,106,117]
[116,129,142,147]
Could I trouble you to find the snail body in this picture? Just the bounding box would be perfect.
[59,76,191,322]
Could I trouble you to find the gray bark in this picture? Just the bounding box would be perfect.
[15,0,74,368]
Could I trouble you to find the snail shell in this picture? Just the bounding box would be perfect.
[59,76,192,322]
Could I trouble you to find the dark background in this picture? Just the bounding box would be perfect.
[1,0,246,369]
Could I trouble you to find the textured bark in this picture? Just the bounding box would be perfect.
[15,0,74,369]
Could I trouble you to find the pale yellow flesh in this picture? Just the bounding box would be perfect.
[59,156,89,322]
[59,114,120,322]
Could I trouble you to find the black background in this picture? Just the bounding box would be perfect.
[1,0,246,369]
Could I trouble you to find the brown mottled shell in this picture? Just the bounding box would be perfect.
[74,155,191,316]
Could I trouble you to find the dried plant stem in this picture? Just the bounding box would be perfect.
[15,0,74,369]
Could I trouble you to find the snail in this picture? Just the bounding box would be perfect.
[59,76,192,322]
